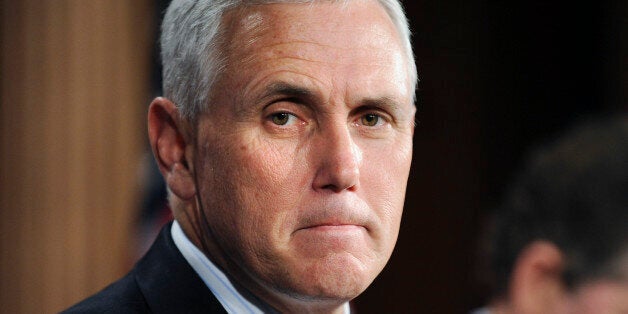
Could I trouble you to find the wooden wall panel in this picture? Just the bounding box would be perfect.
[0,1,153,312]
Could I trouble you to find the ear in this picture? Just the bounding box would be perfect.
[508,240,567,313]
[147,97,196,200]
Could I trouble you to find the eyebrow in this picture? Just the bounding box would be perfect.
[261,82,405,109]
[260,82,316,101]
[232,82,315,117]
[360,96,403,112]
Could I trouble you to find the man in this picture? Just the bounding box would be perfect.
[476,115,628,314]
[63,0,417,313]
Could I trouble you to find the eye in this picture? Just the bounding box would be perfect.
[360,113,383,127]
[270,112,297,126]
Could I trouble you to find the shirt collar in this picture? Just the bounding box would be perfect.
[171,220,264,313]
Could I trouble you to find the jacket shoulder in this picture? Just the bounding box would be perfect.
[61,222,226,314]
[61,272,149,313]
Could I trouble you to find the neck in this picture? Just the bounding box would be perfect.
[206,240,350,314]
[174,210,349,314]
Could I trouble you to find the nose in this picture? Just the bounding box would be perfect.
[311,124,362,193]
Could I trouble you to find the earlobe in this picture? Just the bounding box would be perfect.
[148,97,196,200]
[166,162,196,200]
[509,240,567,313]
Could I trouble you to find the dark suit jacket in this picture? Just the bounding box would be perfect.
[61,222,227,313]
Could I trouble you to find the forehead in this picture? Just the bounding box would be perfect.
[231,1,398,46]
[218,1,410,100]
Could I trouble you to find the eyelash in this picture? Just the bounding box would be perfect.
[358,113,385,127]
[268,112,298,126]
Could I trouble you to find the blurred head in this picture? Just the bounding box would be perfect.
[148,0,416,312]
[487,115,628,314]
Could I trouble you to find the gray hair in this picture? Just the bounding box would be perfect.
[161,0,417,120]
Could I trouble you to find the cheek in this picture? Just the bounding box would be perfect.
[359,137,412,237]
[197,134,309,262]
[572,283,628,314]
[361,137,412,202]
[237,137,310,203]
[210,136,308,235]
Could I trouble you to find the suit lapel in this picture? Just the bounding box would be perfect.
[134,222,228,314]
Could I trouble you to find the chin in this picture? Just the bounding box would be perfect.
[273,252,381,302]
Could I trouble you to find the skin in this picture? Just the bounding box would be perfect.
[149,1,415,313]
[566,280,628,314]
[488,242,628,314]
[491,280,628,314]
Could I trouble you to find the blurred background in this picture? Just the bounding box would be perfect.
[1,0,626,313]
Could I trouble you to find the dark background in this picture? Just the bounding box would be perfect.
[147,0,628,312]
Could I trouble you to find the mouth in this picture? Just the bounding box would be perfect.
[294,221,369,238]
[291,222,370,252]
[293,202,372,236]
[297,223,365,231]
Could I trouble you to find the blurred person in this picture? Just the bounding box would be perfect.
[63,0,417,313]
[475,115,628,314]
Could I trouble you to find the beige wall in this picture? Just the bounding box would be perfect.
[0,1,153,312]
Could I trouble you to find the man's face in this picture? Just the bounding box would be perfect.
[191,1,414,303]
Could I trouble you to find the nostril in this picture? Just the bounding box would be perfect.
[320,182,357,193]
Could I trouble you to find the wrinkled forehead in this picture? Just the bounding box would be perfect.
[214,1,411,102]
[246,3,394,40]
[221,1,405,63]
